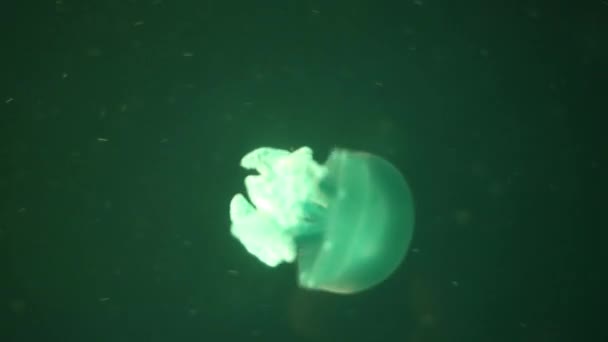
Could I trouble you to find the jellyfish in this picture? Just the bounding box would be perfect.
[229,146,414,294]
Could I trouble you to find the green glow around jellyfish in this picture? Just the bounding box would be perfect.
[229,146,415,294]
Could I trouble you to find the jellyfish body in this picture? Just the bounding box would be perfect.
[229,146,414,294]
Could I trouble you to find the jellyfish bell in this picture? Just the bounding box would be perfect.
[296,149,415,294]
[229,146,415,295]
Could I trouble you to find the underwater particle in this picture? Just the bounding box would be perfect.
[9,299,27,314]
[229,146,415,294]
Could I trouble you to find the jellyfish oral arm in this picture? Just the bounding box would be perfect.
[229,147,327,267]
[229,193,296,267]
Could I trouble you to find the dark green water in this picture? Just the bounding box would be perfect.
[1,1,604,341]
